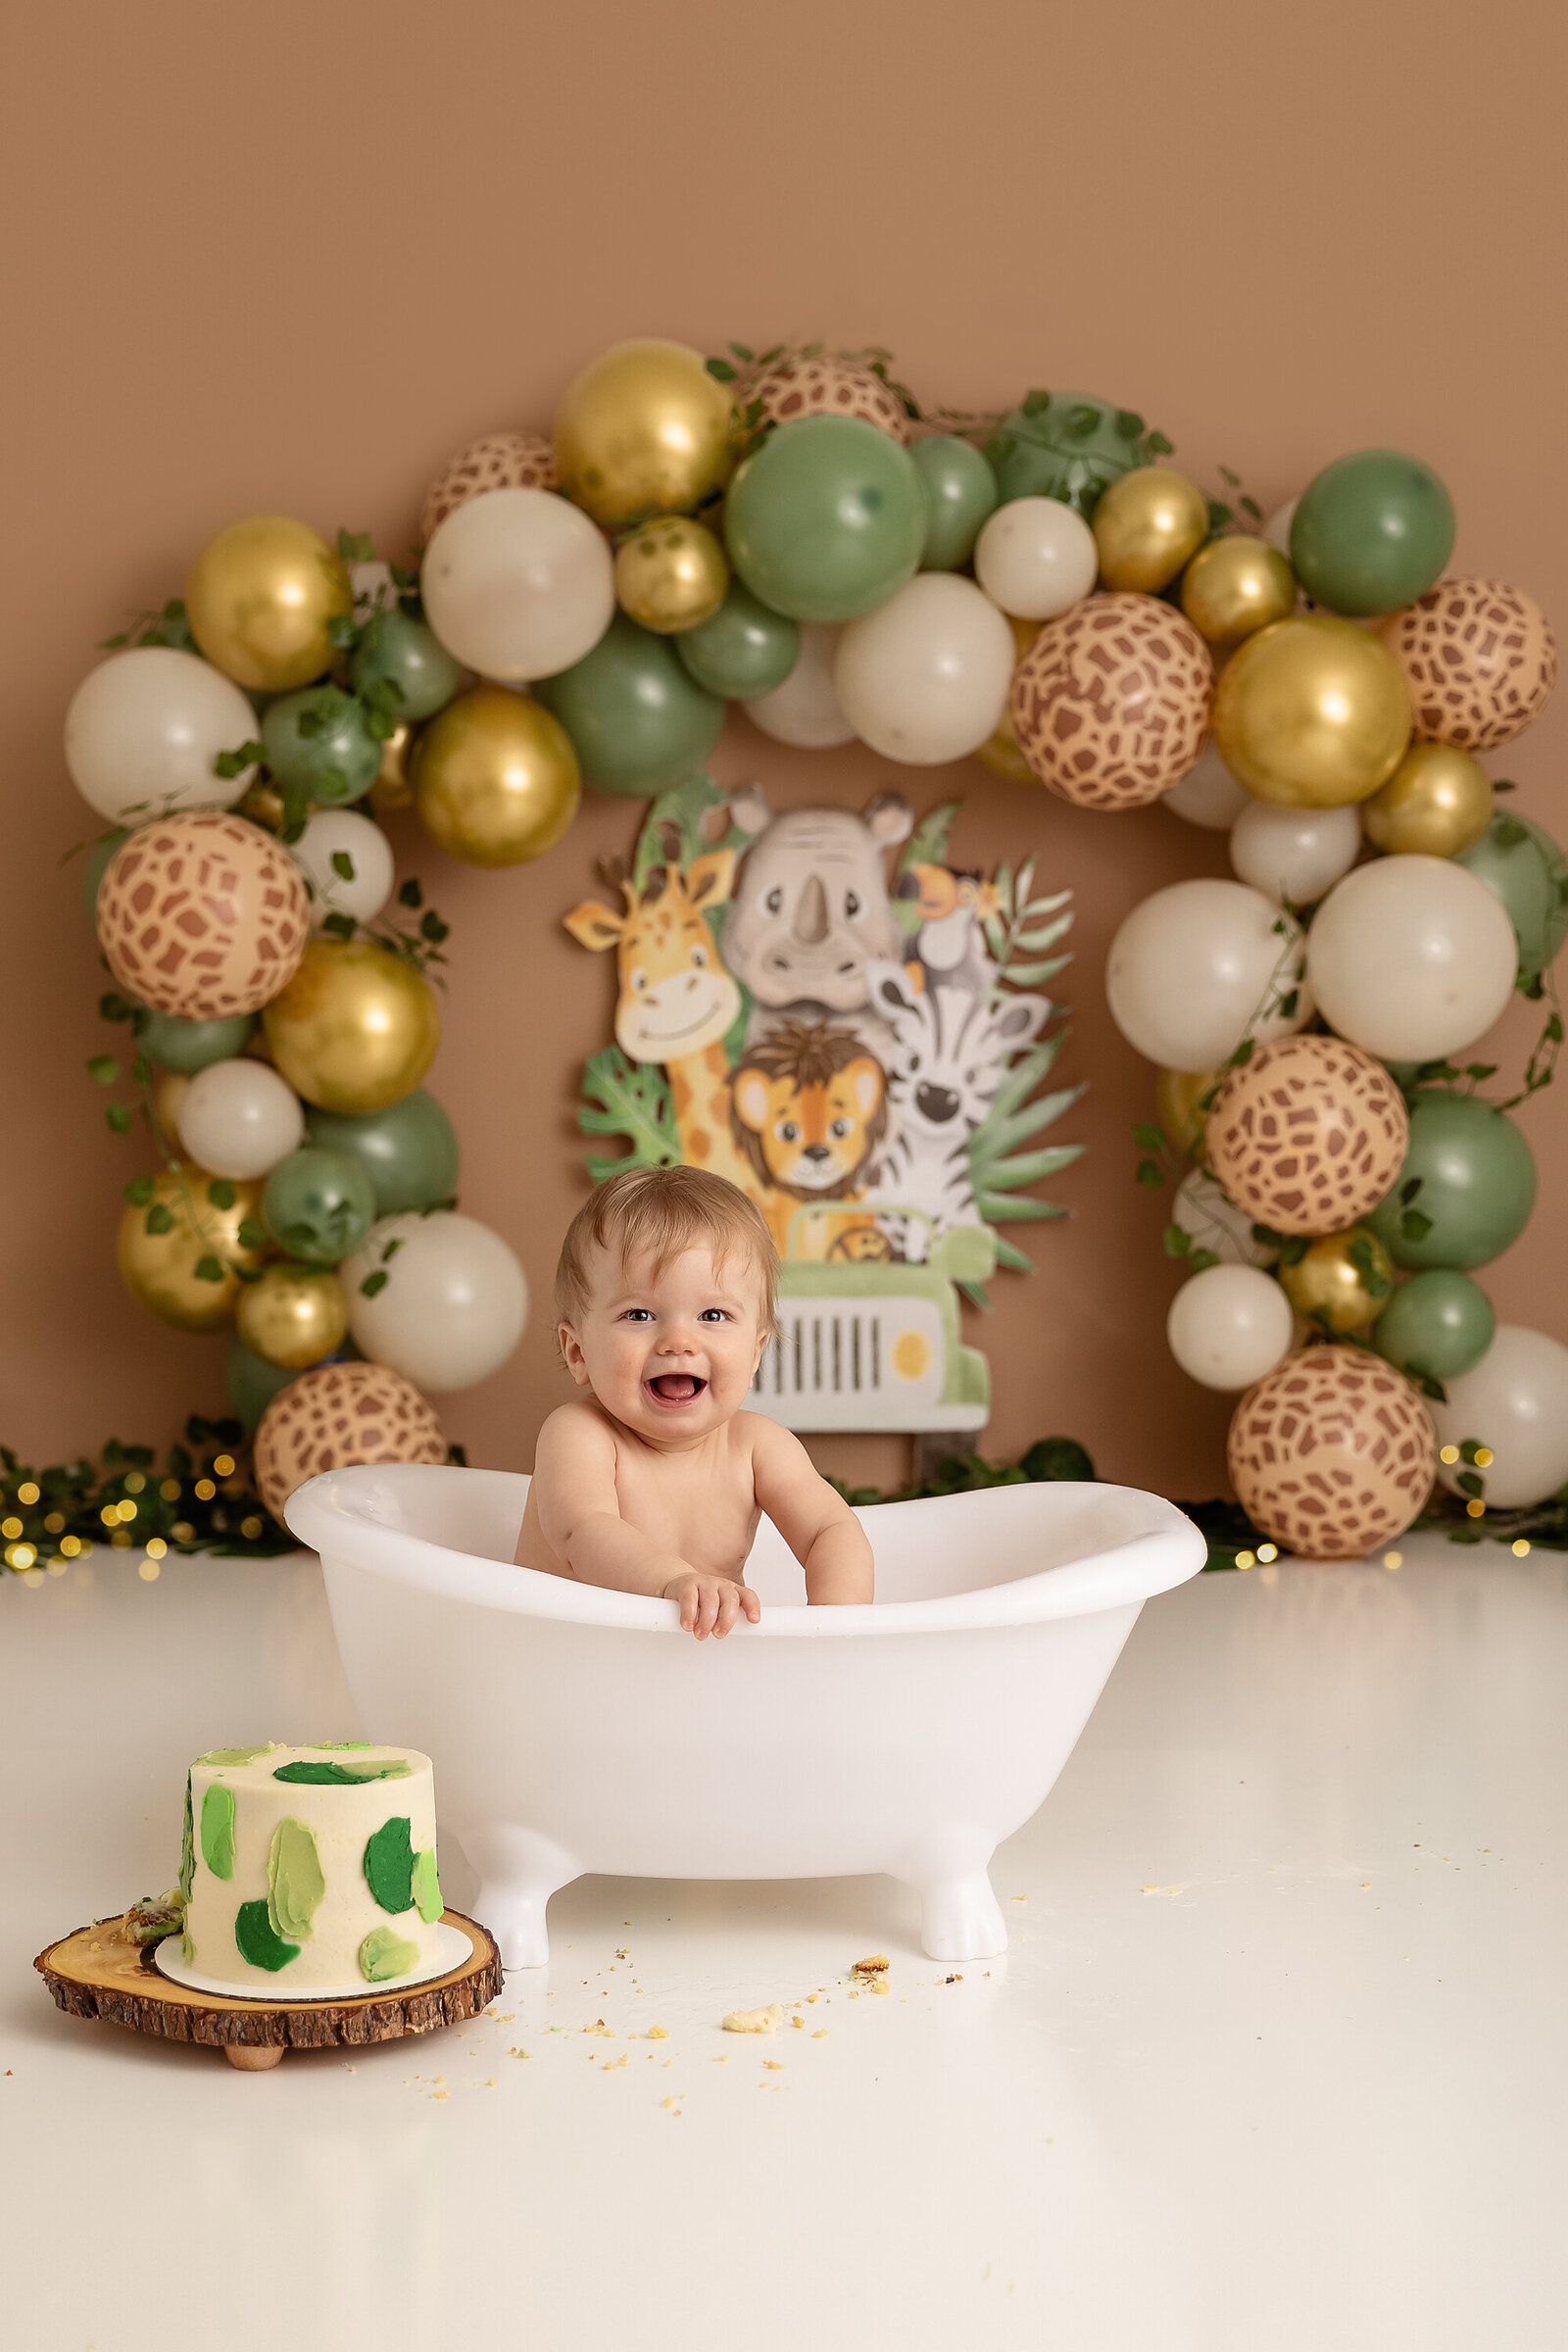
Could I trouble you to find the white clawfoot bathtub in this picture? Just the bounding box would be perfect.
[286,1465,1205,1969]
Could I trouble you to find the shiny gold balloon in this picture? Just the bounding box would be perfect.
[1180,535,1298,647]
[1211,615,1412,808]
[117,1165,264,1333]
[237,781,286,831]
[1278,1225,1396,1334]
[613,516,729,633]
[975,614,1043,782]
[369,723,416,811]
[1360,742,1494,858]
[185,515,353,693]
[554,339,739,527]
[410,686,581,868]
[1093,467,1210,593]
[236,1263,349,1369]
[1156,1066,1223,1159]
[154,1072,190,1150]
[263,939,440,1115]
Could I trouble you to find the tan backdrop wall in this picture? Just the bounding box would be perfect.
[5,0,1564,1498]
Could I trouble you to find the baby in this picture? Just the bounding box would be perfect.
[515,1164,874,1637]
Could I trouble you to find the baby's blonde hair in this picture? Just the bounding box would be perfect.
[555,1165,779,1337]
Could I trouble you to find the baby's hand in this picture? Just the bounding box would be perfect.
[662,1571,760,1642]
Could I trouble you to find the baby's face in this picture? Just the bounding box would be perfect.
[560,1242,768,1445]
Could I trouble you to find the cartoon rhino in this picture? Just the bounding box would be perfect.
[723,784,913,1051]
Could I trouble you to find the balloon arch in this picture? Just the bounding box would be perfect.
[12,338,1568,1578]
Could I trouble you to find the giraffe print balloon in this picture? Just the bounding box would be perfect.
[1228,1347,1436,1559]
[96,810,310,1022]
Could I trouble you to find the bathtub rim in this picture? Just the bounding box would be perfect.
[287,1464,1206,1639]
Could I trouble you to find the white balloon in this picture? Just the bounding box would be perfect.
[1167,1263,1294,1391]
[1263,496,1298,558]
[175,1058,305,1180]
[1173,1168,1279,1268]
[1161,738,1251,830]
[290,809,397,930]
[1105,880,1313,1070]
[349,559,398,612]
[1432,1325,1568,1508]
[833,575,1014,764]
[744,623,855,747]
[343,1210,528,1393]
[973,497,1099,620]
[1306,856,1520,1062]
[64,647,257,824]
[421,487,613,682]
[1230,801,1361,906]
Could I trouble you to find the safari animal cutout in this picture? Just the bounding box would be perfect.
[565,778,1084,1435]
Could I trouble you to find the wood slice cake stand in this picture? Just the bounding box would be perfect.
[35,1908,502,2070]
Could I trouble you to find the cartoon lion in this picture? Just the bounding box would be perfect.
[730,1019,889,1256]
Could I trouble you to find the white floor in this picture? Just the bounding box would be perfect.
[3,1534,1563,2352]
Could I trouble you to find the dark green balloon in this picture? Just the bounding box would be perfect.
[83,829,130,926]
[908,434,998,570]
[535,612,725,798]
[675,584,800,699]
[724,416,926,623]
[225,1338,302,1430]
[262,1147,377,1265]
[1373,1269,1496,1383]
[137,1007,257,1073]
[304,1090,459,1215]
[349,610,462,723]
[262,686,382,806]
[984,390,1151,515]
[1366,1091,1537,1271]
[1456,809,1568,979]
[1290,449,1455,617]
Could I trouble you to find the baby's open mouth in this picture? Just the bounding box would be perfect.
[645,1373,707,1406]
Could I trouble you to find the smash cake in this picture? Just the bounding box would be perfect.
[173,1742,447,1994]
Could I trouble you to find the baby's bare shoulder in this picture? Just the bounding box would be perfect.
[536,1396,617,1465]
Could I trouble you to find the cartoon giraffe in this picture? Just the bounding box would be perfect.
[564,848,773,1209]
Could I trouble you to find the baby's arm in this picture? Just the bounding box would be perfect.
[750,1419,874,1605]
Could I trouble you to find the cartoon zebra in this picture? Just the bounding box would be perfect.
[860,960,1053,1257]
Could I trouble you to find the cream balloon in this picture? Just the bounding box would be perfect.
[973,496,1100,621]
[421,486,613,682]
[1229,801,1362,905]
[833,574,1014,764]
[175,1058,306,1181]
[289,808,397,930]
[1161,738,1250,830]
[1432,1325,1568,1508]
[1262,497,1299,559]
[1105,880,1313,1070]
[65,647,258,823]
[743,623,855,748]
[1167,1263,1295,1391]
[343,1210,528,1392]
[349,559,398,612]
[1306,856,1520,1061]
[1173,1168,1279,1268]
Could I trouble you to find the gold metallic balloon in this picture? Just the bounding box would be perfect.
[975,614,1043,782]
[1156,1066,1223,1159]
[263,939,440,1115]
[236,1263,349,1369]
[154,1072,190,1150]
[117,1165,264,1333]
[1278,1225,1395,1334]
[1360,742,1494,858]
[1211,615,1412,808]
[410,686,581,868]
[369,723,416,811]
[613,516,729,633]
[554,339,739,527]
[237,781,286,831]
[186,515,353,693]
[1180,535,1298,647]
[1093,467,1210,593]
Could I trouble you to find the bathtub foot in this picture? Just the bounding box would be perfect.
[460,1826,580,1972]
[898,1837,1007,1963]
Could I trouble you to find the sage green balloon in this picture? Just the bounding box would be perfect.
[349,610,462,723]
[1290,449,1455,617]
[262,686,382,805]
[83,828,130,926]
[723,416,926,623]
[1456,808,1568,979]
[225,1337,302,1430]
[304,1090,459,1215]
[676,584,800,699]
[1373,1269,1496,1383]
[262,1147,377,1265]
[535,612,724,797]
[984,390,1151,515]
[1366,1091,1537,1271]
[908,434,998,570]
[137,1007,256,1072]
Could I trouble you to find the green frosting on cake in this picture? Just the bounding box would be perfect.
[411,1847,443,1925]
[359,1927,420,1983]
[272,1759,411,1786]
[178,1775,195,1904]
[308,1741,375,1750]
[199,1783,236,1880]
[235,1898,299,1972]
[268,1817,325,1942]
[182,1930,195,1965]
[195,1745,275,1767]
[364,1816,416,1913]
